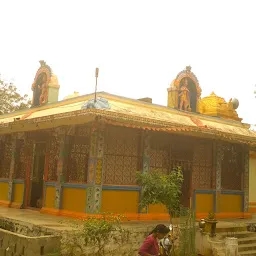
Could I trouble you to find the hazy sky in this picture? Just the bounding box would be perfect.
[0,0,255,125]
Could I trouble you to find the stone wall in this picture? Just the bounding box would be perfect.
[60,224,152,256]
[0,227,60,256]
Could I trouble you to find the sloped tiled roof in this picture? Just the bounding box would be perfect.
[0,92,255,146]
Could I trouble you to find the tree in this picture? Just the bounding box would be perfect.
[0,76,31,115]
[136,166,184,221]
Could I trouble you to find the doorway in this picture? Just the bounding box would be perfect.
[29,143,46,208]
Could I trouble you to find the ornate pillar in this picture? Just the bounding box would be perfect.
[86,125,104,214]
[215,142,223,213]
[54,128,68,210]
[243,145,249,212]
[142,131,150,173]
[23,134,33,208]
[8,135,19,203]
[139,130,151,213]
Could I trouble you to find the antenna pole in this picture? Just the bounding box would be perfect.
[94,68,99,103]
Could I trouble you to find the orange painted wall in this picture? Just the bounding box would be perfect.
[220,194,242,212]
[195,193,214,213]
[0,182,9,201]
[148,204,167,213]
[62,188,86,212]
[101,190,139,213]
[44,186,56,209]
[13,184,24,204]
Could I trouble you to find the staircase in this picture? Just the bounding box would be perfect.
[237,231,256,255]
[217,231,256,256]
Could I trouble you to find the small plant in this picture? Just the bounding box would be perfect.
[136,166,184,221]
[177,207,197,256]
[61,213,132,256]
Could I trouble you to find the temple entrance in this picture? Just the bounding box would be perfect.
[29,143,46,209]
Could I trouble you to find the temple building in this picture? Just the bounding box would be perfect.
[0,62,256,220]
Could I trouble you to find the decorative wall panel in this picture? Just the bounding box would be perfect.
[150,133,169,174]
[0,139,12,178]
[192,141,213,190]
[103,126,141,185]
[243,146,249,212]
[221,143,243,191]
[14,140,26,179]
[47,136,60,181]
[66,128,90,183]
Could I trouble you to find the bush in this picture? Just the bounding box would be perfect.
[136,166,183,219]
[61,213,132,256]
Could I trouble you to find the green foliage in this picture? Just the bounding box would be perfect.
[177,207,197,256]
[136,166,183,217]
[61,213,132,256]
[0,76,31,114]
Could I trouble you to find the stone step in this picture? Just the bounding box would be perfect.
[216,226,247,233]
[239,250,256,256]
[239,243,256,252]
[239,237,256,245]
[219,231,256,239]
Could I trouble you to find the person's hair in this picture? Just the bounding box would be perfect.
[149,224,170,235]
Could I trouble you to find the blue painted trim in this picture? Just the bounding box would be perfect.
[43,182,47,208]
[21,182,26,208]
[62,183,87,189]
[221,190,244,195]
[195,190,215,194]
[45,182,56,187]
[102,186,140,191]
[13,179,24,184]
[193,190,196,211]
[0,179,9,183]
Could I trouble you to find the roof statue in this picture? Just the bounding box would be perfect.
[167,66,241,121]
[31,60,60,107]
[0,62,250,144]
[167,66,202,112]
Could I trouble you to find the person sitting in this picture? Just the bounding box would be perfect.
[138,224,170,256]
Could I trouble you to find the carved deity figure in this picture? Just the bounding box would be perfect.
[31,73,47,107]
[179,78,191,111]
[39,76,48,105]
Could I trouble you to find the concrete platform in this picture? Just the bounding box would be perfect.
[0,206,255,233]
